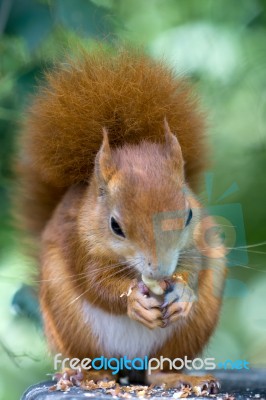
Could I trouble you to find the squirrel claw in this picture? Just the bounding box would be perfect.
[138,281,150,296]
[160,301,169,309]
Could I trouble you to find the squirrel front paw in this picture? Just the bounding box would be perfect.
[127,280,163,329]
[162,281,196,326]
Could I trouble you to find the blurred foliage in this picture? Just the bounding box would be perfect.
[0,0,266,399]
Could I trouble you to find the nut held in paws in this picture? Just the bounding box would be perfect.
[141,274,165,295]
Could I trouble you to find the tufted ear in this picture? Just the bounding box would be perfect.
[95,127,117,184]
[164,117,184,176]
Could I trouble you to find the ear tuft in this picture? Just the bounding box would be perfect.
[95,127,117,183]
[102,127,109,150]
[164,118,184,176]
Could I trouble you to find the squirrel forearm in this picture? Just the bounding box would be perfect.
[78,267,132,314]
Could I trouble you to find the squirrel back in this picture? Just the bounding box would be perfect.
[16,49,205,236]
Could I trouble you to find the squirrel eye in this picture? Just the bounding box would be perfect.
[185,209,193,227]
[110,217,125,238]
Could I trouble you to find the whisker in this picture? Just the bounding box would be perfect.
[67,265,131,307]
[226,248,266,255]
[85,269,136,310]
[227,262,266,274]
[62,262,133,296]
[34,259,135,284]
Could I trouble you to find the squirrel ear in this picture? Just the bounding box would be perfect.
[95,127,117,183]
[164,117,184,176]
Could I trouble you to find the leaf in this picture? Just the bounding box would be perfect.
[4,0,53,51]
[16,64,46,100]
[12,284,42,325]
[53,0,114,39]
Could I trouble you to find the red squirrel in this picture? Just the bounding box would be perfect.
[16,49,226,390]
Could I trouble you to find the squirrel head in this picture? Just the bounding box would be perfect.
[80,120,199,280]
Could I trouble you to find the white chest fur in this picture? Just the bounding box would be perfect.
[82,300,177,359]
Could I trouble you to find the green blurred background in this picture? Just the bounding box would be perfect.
[0,0,266,398]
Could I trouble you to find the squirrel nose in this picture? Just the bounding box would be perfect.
[146,263,167,280]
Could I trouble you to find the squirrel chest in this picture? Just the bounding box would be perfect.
[82,300,178,359]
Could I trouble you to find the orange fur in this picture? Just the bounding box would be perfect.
[16,49,226,387]
[17,49,205,236]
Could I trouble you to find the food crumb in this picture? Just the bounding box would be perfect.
[120,286,133,297]
[173,391,184,398]
[50,370,238,399]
